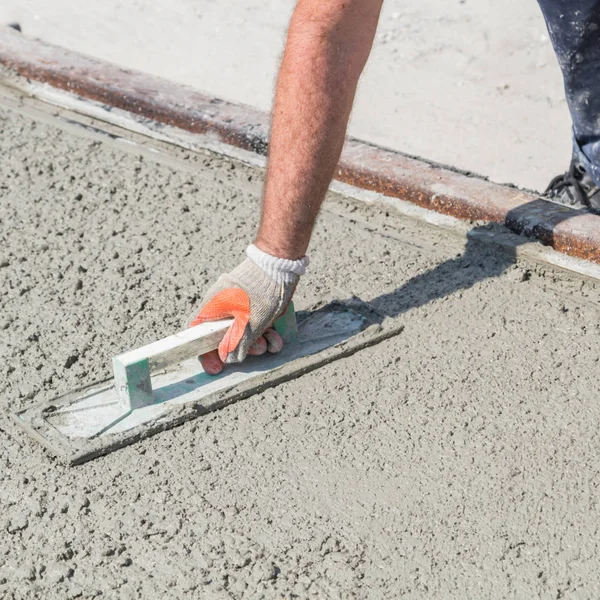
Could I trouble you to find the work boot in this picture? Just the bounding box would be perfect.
[543,159,600,213]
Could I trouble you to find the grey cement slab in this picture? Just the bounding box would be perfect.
[2,98,600,599]
[0,0,571,192]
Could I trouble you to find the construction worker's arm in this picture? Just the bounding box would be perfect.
[192,0,384,375]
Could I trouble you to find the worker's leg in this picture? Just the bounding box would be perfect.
[537,0,600,209]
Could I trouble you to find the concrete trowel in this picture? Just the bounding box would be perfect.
[11,299,403,465]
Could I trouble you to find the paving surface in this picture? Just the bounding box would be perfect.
[2,98,600,599]
[0,0,571,192]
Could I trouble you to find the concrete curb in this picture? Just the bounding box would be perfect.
[2,28,600,264]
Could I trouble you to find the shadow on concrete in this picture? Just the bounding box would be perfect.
[366,199,581,319]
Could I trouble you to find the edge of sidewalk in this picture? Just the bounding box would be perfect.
[2,27,600,272]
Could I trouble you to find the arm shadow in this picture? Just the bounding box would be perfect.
[364,199,584,319]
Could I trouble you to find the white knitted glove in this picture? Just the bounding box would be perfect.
[190,245,309,374]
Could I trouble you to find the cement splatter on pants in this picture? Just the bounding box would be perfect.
[538,0,600,183]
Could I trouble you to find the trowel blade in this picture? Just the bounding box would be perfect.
[11,300,403,465]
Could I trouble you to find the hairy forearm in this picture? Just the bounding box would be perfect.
[255,0,383,259]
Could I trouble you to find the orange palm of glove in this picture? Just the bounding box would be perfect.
[191,288,283,376]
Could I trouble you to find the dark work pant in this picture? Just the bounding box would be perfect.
[537,0,600,184]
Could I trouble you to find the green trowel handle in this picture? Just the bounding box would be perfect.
[274,301,298,344]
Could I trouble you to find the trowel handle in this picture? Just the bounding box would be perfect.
[112,319,232,411]
[112,302,297,411]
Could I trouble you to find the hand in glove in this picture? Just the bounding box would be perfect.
[190,244,309,375]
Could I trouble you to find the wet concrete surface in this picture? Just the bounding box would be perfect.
[2,97,600,599]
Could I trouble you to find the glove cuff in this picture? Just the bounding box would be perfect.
[246,244,309,285]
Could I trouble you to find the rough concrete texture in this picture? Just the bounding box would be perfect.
[2,99,600,599]
[0,0,570,192]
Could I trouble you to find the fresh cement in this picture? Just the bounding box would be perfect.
[2,99,600,599]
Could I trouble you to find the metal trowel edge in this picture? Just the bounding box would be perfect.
[11,298,403,465]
